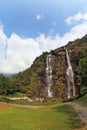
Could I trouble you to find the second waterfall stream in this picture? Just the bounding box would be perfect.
[46,54,53,98]
[65,47,75,99]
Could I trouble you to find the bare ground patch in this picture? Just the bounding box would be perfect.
[70,102,87,129]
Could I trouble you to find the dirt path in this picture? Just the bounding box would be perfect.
[70,102,87,125]
[0,102,45,109]
[11,104,45,109]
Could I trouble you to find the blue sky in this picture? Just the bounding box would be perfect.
[0,0,87,73]
[0,0,87,37]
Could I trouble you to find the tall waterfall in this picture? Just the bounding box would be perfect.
[46,54,53,98]
[65,47,75,99]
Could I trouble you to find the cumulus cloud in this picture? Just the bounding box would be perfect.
[36,14,44,20]
[1,33,42,74]
[65,12,87,25]
[0,16,87,74]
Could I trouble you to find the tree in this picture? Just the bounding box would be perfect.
[78,57,87,94]
[0,74,16,95]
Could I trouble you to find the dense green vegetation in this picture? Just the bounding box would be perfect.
[78,57,87,94]
[0,92,25,103]
[0,74,16,95]
[0,96,13,103]
[76,94,87,106]
[0,102,84,130]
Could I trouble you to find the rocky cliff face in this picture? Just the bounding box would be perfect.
[25,47,68,99]
[11,35,87,100]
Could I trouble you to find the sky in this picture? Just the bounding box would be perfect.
[0,0,87,74]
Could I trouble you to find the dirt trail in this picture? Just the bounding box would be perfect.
[11,104,45,109]
[70,102,87,125]
[0,102,45,109]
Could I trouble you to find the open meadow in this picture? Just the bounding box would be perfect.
[0,100,85,130]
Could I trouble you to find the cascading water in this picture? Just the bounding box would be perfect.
[46,54,53,98]
[65,47,75,99]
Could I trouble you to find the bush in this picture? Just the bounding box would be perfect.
[80,86,87,95]
[0,96,13,103]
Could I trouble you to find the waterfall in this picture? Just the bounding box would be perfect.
[65,47,75,99]
[46,54,53,98]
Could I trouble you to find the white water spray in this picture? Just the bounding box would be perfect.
[65,47,75,99]
[46,54,53,98]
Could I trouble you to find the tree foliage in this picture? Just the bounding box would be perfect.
[0,74,16,95]
[78,57,87,94]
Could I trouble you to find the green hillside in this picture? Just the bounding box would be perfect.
[76,94,87,106]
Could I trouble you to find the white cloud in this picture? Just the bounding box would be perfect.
[36,34,61,52]
[36,14,44,20]
[2,34,41,73]
[65,12,87,25]
[0,18,87,74]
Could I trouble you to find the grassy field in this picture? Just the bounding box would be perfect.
[76,94,87,106]
[0,101,84,130]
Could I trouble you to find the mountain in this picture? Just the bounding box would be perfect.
[3,73,14,77]
[10,34,87,100]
